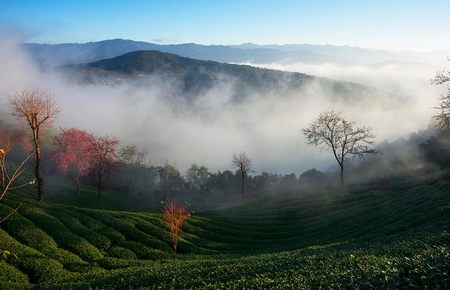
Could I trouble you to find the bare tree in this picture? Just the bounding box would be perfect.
[9,89,59,202]
[0,141,10,193]
[431,66,450,128]
[232,152,252,201]
[0,150,33,261]
[91,135,119,206]
[0,127,31,192]
[302,110,376,188]
[0,153,33,224]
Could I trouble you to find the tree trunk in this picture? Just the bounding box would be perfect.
[73,170,80,193]
[0,157,5,192]
[97,190,101,207]
[173,230,180,254]
[33,128,44,202]
[340,163,344,188]
[97,167,102,207]
[241,171,245,202]
[75,177,80,194]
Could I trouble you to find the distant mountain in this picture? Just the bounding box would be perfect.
[24,39,447,71]
[23,39,328,68]
[62,50,400,103]
[232,43,448,66]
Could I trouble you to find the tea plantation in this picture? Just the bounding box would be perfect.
[1,173,450,289]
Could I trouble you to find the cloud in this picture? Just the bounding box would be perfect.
[0,36,445,176]
[150,37,176,44]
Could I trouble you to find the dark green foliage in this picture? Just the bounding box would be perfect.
[108,246,137,259]
[96,257,146,269]
[0,261,29,284]
[1,213,84,265]
[50,211,111,250]
[117,240,169,260]
[85,212,173,253]
[1,173,450,288]
[18,205,103,261]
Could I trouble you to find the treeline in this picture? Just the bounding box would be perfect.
[0,118,329,207]
[3,116,450,208]
[3,75,450,209]
[109,162,328,207]
[48,129,328,206]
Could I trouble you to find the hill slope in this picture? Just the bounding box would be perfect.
[23,39,328,68]
[24,38,446,69]
[62,50,400,103]
[1,172,450,288]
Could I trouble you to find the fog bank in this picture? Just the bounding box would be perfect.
[0,38,444,174]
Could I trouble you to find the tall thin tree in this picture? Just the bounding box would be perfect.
[232,152,252,201]
[302,110,376,187]
[9,89,59,202]
[91,135,118,206]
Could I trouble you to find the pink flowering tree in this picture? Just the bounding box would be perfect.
[53,128,96,193]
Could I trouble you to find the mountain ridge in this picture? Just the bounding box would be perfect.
[24,38,328,68]
[27,38,440,68]
[61,49,401,105]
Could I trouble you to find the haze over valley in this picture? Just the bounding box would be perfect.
[0,37,444,174]
[2,2,450,289]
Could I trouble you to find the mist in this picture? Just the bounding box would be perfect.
[0,37,444,175]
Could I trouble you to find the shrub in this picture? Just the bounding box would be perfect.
[88,212,173,252]
[108,246,137,259]
[118,240,169,260]
[0,261,29,284]
[97,257,145,270]
[13,256,69,283]
[52,212,111,250]
[18,205,103,261]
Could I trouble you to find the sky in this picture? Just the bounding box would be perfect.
[1,0,450,52]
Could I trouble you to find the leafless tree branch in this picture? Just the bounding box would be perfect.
[232,152,252,201]
[302,110,376,187]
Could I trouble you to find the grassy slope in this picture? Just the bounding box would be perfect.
[1,173,450,289]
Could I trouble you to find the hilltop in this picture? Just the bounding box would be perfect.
[61,50,400,104]
[23,39,445,69]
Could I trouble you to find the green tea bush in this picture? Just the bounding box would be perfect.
[88,213,173,253]
[108,246,137,259]
[118,240,169,260]
[97,257,146,269]
[1,174,450,288]
[76,213,126,243]
[0,261,29,284]
[14,256,68,283]
[19,205,103,261]
[53,213,111,250]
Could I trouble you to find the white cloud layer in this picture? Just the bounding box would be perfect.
[0,38,445,175]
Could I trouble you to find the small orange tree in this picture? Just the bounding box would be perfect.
[162,201,190,253]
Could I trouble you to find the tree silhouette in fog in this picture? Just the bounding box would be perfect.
[303,110,376,187]
[232,152,252,201]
